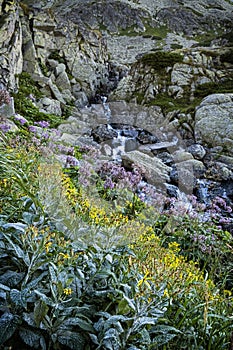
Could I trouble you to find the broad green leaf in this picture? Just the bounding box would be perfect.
[95,269,117,281]
[89,333,99,345]
[49,263,57,284]
[0,312,20,344]
[0,270,25,288]
[61,317,95,332]
[26,271,47,289]
[134,316,157,331]
[103,328,120,349]
[34,300,49,327]
[105,254,113,263]
[151,333,177,346]
[34,290,55,307]
[2,222,27,232]
[118,296,136,314]
[19,328,44,349]
[22,312,37,327]
[152,325,181,334]
[10,289,28,309]
[0,283,10,291]
[2,233,30,266]
[0,291,6,300]
[57,330,86,350]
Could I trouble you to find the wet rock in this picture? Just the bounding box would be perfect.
[124,139,139,152]
[108,102,165,135]
[156,151,174,165]
[170,165,195,194]
[121,128,138,138]
[166,184,179,198]
[58,117,91,136]
[0,97,15,118]
[205,162,233,182]
[218,155,233,168]
[138,139,178,151]
[188,144,206,160]
[91,124,118,143]
[178,159,206,178]
[137,131,159,144]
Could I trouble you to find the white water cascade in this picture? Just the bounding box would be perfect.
[101,96,138,162]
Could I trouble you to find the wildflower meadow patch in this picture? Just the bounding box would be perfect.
[0,118,232,349]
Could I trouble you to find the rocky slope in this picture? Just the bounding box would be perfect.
[0,0,233,228]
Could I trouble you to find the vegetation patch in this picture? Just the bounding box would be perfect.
[143,92,201,115]
[136,51,183,70]
[194,79,233,98]
[117,24,168,39]
[0,96,232,349]
[12,72,67,128]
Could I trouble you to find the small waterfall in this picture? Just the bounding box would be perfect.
[101,96,112,123]
[112,132,127,162]
[101,96,138,162]
[196,179,209,204]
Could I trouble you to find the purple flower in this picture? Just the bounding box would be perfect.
[28,125,37,133]
[31,136,41,146]
[14,115,27,125]
[0,123,11,133]
[34,120,50,128]
[41,132,49,140]
[104,178,115,189]
[65,155,79,167]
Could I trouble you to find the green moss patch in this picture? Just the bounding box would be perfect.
[146,93,201,114]
[194,79,233,98]
[136,51,183,70]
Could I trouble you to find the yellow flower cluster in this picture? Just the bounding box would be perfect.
[61,173,80,206]
[63,288,72,296]
[130,229,219,302]
[61,173,129,227]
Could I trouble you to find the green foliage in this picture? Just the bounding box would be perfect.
[117,24,168,40]
[0,220,173,349]
[194,79,233,98]
[12,72,66,128]
[48,50,66,64]
[146,92,201,114]
[156,215,233,288]
[0,123,233,349]
[137,51,183,70]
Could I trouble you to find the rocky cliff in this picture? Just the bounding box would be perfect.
[0,0,233,227]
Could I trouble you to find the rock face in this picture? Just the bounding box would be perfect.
[0,0,109,107]
[0,1,23,90]
[195,94,233,155]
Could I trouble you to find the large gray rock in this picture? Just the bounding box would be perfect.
[0,97,15,118]
[122,150,171,187]
[195,94,233,155]
[39,97,62,116]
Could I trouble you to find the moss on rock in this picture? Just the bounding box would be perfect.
[12,72,66,127]
[136,51,183,70]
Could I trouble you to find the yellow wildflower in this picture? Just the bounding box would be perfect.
[63,288,72,296]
